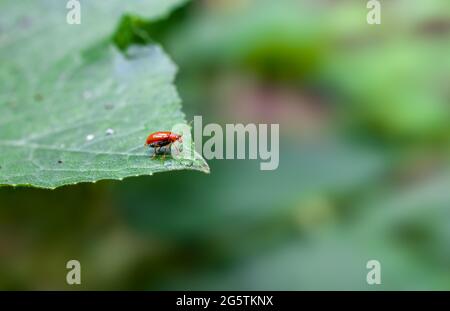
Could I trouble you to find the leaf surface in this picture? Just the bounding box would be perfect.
[0,0,208,189]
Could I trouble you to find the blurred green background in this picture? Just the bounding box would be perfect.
[1,0,450,290]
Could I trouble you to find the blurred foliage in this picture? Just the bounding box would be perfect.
[1,0,450,290]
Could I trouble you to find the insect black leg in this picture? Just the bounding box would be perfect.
[152,147,159,158]
[162,145,168,160]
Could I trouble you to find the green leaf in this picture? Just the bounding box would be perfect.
[0,0,208,189]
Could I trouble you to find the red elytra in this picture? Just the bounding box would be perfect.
[145,131,182,155]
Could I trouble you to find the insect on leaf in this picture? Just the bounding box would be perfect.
[0,0,208,189]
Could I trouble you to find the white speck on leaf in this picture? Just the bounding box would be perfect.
[105,128,114,135]
[86,134,95,141]
[83,90,93,100]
